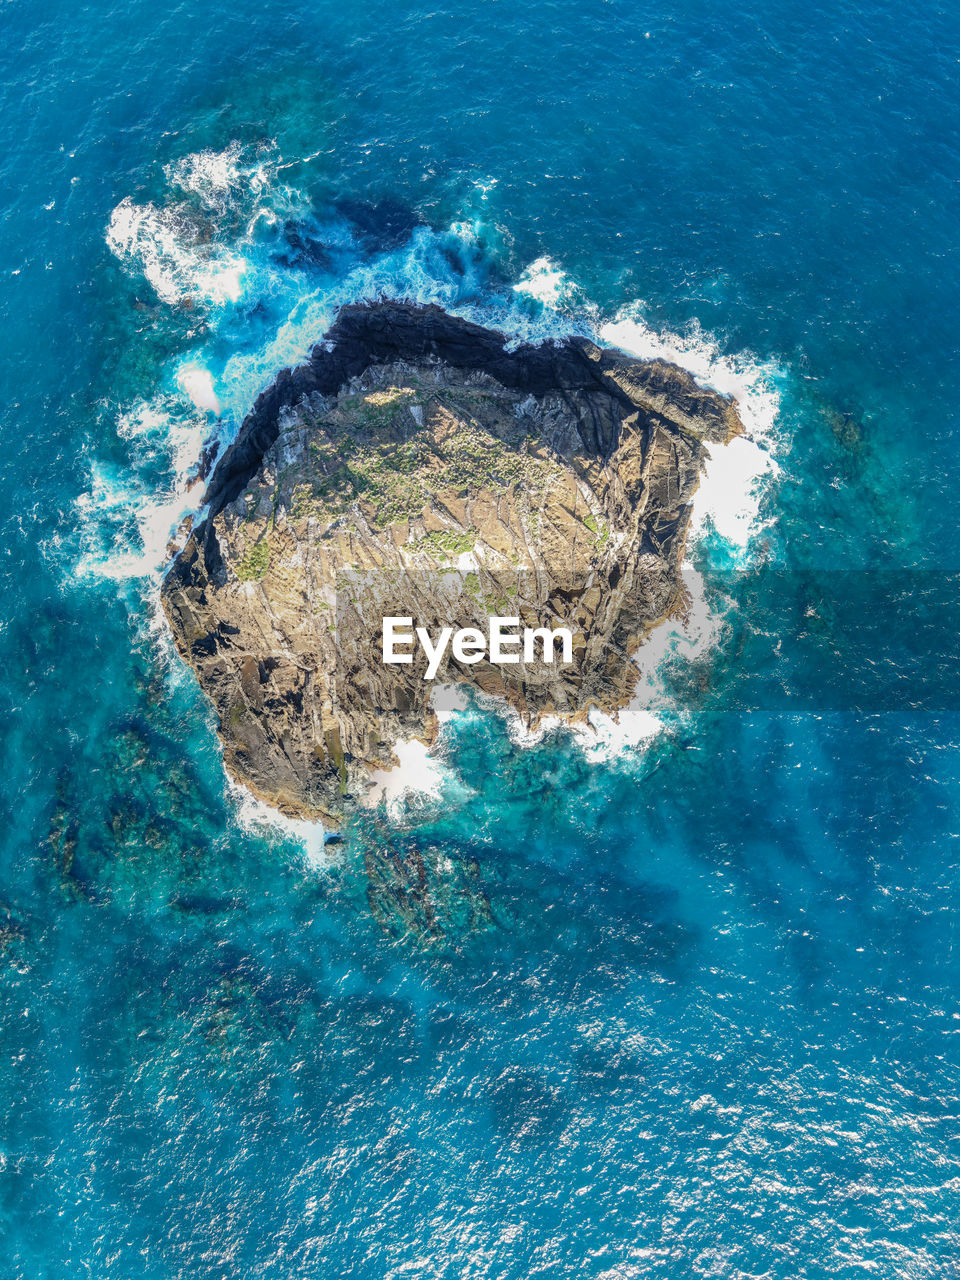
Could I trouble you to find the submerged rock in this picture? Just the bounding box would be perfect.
[161,300,743,825]
[363,834,495,945]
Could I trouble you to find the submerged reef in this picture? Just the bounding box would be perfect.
[161,301,743,825]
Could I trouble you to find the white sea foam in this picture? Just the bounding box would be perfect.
[599,310,782,556]
[600,311,781,437]
[75,464,203,582]
[363,739,454,815]
[166,143,246,209]
[116,399,173,441]
[578,703,663,758]
[357,687,481,820]
[513,255,583,310]
[107,197,249,307]
[693,433,779,548]
[229,778,330,870]
[176,365,221,415]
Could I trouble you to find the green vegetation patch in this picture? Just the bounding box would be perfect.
[236,539,270,582]
[289,384,565,532]
[411,528,477,562]
[583,512,609,545]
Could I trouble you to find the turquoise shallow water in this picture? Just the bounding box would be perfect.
[2,2,960,1276]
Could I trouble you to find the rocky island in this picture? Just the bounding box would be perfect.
[161,301,743,825]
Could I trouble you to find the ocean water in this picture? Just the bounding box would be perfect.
[2,1,960,1276]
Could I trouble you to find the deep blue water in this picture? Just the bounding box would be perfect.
[2,2,960,1276]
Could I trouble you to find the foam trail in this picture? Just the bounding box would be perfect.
[600,311,781,438]
[75,480,203,582]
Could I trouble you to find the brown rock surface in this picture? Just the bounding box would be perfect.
[161,301,742,824]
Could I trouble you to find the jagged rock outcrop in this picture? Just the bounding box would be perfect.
[162,301,742,824]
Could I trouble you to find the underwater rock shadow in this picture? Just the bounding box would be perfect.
[334,195,427,253]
